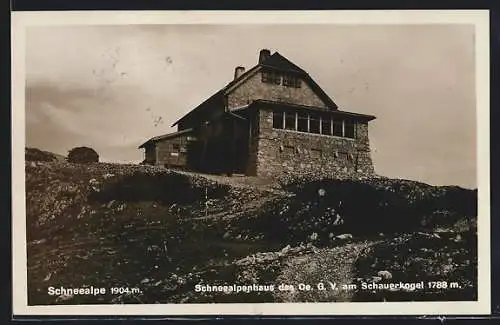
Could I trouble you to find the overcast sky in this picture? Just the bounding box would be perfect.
[25,24,476,188]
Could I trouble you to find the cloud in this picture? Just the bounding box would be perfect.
[24,24,477,188]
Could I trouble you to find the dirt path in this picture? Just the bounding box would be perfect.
[179,171,292,221]
[274,240,380,302]
[173,170,287,194]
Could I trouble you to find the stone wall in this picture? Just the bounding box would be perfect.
[227,72,328,110]
[252,107,375,179]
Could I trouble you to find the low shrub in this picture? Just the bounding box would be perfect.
[68,146,99,164]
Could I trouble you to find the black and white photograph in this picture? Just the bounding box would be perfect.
[11,10,490,316]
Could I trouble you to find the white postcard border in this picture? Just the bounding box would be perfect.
[11,9,491,316]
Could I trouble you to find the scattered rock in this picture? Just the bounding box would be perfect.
[32,238,47,245]
[116,203,126,212]
[336,234,353,240]
[56,293,74,302]
[43,272,52,282]
[281,245,291,254]
[106,200,116,209]
[377,270,393,280]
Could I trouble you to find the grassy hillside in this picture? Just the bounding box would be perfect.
[25,159,478,305]
[26,147,66,162]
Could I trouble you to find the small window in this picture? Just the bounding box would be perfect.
[345,120,356,139]
[273,110,284,129]
[311,148,322,158]
[263,71,281,85]
[333,120,343,137]
[283,74,293,87]
[321,115,332,135]
[309,113,320,134]
[261,71,271,83]
[172,143,180,151]
[284,111,296,130]
[272,72,282,85]
[338,152,349,161]
[297,112,308,132]
[283,74,302,88]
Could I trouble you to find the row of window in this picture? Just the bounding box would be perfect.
[272,110,356,138]
[262,71,302,88]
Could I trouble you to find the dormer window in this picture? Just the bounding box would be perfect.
[262,70,301,88]
[283,73,301,88]
[262,71,281,85]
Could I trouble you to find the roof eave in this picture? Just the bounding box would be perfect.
[138,141,150,149]
[249,100,376,121]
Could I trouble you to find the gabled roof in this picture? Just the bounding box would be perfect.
[138,128,194,148]
[171,51,338,127]
[260,52,306,74]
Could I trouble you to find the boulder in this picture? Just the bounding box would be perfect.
[377,270,393,280]
[336,233,353,240]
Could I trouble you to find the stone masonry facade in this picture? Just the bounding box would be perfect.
[141,49,376,179]
[227,71,328,110]
[248,107,375,179]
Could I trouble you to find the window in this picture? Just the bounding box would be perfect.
[272,72,281,85]
[172,143,180,151]
[284,111,296,130]
[345,120,356,139]
[309,113,320,134]
[273,110,284,129]
[283,74,302,88]
[262,71,281,85]
[261,71,271,83]
[282,74,292,87]
[263,71,301,87]
[321,115,332,136]
[271,109,356,140]
[333,120,343,137]
[311,148,322,158]
[338,152,349,162]
[297,112,308,132]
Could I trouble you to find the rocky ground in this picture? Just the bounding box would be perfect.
[25,156,479,305]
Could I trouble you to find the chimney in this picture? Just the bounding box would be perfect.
[234,66,245,80]
[259,49,271,63]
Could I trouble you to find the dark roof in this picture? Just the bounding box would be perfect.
[171,51,338,127]
[171,90,225,127]
[260,52,306,74]
[138,128,194,148]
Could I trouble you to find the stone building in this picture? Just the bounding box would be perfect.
[139,49,376,178]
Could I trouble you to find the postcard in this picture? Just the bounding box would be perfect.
[11,9,491,316]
